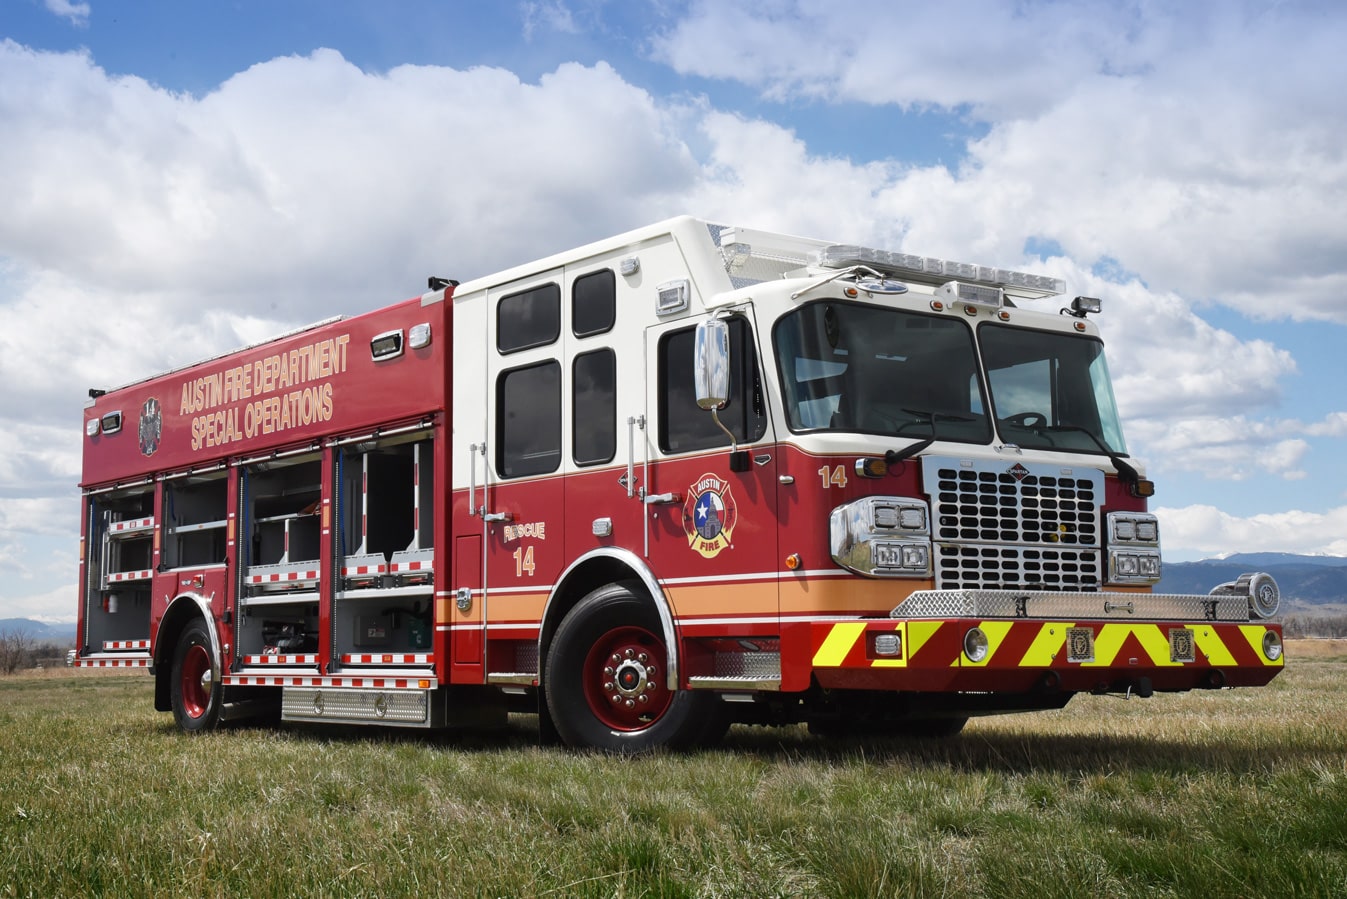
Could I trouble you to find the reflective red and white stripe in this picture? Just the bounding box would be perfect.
[341,653,432,665]
[341,564,386,576]
[110,517,154,533]
[223,675,433,689]
[76,658,150,668]
[245,570,320,584]
[389,560,430,573]
[103,639,150,650]
[108,570,153,582]
[242,654,318,666]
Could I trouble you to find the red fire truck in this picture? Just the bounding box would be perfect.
[75,216,1284,750]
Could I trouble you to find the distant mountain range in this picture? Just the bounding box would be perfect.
[0,619,77,643]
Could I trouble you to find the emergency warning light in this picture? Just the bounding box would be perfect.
[370,329,404,361]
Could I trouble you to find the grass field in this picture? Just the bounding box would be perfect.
[2,648,1345,898]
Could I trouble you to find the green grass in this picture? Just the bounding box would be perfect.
[2,664,1345,898]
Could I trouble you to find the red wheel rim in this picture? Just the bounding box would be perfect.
[180,644,212,719]
[581,625,672,732]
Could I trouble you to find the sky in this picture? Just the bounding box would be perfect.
[2,0,1346,622]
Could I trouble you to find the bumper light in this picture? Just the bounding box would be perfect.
[963,627,989,663]
[1262,630,1283,662]
[873,633,901,657]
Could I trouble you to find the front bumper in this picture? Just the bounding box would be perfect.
[809,587,1284,694]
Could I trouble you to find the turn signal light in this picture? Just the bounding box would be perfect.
[855,457,888,478]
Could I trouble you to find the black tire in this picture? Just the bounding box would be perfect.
[545,583,717,752]
[170,619,223,733]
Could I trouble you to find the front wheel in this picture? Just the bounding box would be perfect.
[170,619,223,733]
[545,584,720,752]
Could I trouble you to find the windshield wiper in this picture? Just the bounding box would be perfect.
[1037,424,1145,493]
[885,410,972,465]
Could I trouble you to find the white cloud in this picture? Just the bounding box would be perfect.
[0,582,78,624]
[522,1,582,40]
[655,1,1347,323]
[43,0,89,27]
[1126,411,1347,482]
[1156,503,1347,559]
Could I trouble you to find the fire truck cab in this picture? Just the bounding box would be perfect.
[76,216,1284,750]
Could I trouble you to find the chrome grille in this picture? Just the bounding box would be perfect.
[923,457,1105,592]
[934,544,1100,591]
[931,466,1099,544]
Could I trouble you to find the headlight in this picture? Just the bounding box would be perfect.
[1262,630,1283,662]
[830,496,932,577]
[1107,512,1162,585]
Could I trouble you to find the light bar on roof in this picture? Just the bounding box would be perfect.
[818,244,1066,298]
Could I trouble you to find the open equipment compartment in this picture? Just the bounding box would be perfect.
[235,453,323,666]
[333,434,435,665]
[81,483,156,656]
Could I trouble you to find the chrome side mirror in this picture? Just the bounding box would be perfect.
[694,318,730,411]
[693,318,749,471]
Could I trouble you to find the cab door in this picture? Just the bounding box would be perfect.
[641,311,780,645]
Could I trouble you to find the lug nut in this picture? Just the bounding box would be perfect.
[624,649,635,659]
[624,699,635,709]
[638,652,648,663]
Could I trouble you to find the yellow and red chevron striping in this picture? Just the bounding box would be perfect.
[810,620,1282,671]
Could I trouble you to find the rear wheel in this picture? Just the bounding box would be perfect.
[170,619,222,732]
[545,584,720,752]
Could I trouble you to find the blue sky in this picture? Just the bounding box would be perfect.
[2,0,1346,620]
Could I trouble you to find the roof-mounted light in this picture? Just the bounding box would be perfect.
[818,244,1066,298]
[936,280,1003,309]
[1066,296,1102,318]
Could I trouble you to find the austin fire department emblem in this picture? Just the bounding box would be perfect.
[682,473,738,559]
[138,397,162,457]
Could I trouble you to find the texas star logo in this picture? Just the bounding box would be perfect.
[682,473,738,559]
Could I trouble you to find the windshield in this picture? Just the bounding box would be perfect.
[774,303,991,444]
[979,324,1127,454]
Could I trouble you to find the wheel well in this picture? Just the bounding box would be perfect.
[539,556,663,674]
[152,596,208,712]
